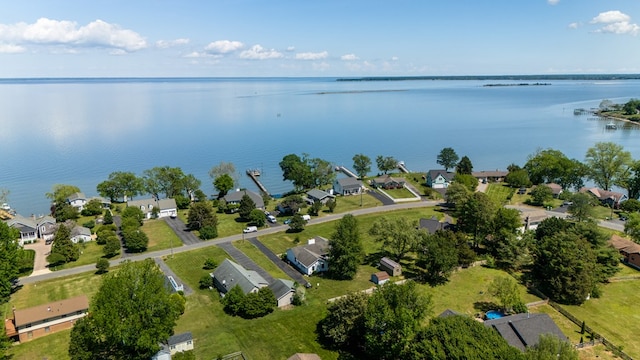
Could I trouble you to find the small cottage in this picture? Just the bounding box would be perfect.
[379,257,402,276]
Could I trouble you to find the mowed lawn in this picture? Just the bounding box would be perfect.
[142,219,183,252]
[485,183,515,205]
[51,241,120,271]
[561,272,640,359]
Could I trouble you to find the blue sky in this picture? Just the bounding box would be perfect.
[1,0,639,77]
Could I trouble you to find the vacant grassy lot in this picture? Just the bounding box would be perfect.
[142,219,183,252]
[381,187,418,199]
[485,183,515,205]
[54,241,120,271]
[561,274,640,359]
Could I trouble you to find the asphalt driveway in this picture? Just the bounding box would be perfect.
[163,217,202,245]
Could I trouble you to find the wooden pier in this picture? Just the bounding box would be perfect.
[246,169,269,195]
[397,161,410,173]
[335,166,358,178]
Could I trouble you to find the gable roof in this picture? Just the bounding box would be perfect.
[373,271,390,281]
[484,313,567,352]
[336,177,363,189]
[580,187,626,203]
[609,234,640,254]
[212,259,269,294]
[71,226,91,237]
[306,189,333,201]
[471,170,508,178]
[67,192,86,202]
[373,174,405,185]
[438,309,460,318]
[127,198,177,213]
[13,295,89,327]
[6,215,37,233]
[268,279,295,300]
[289,236,330,268]
[419,216,452,234]
[223,189,265,208]
[545,183,563,195]
[167,331,193,346]
[428,169,455,182]
[287,354,321,360]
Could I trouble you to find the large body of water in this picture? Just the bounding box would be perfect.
[1,77,639,216]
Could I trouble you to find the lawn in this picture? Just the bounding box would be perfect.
[233,240,290,279]
[561,273,640,359]
[54,241,120,271]
[142,219,183,252]
[18,249,35,276]
[381,187,418,199]
[485,183,515,205]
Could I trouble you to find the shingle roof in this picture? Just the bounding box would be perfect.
[336,177,363,189]
[471,170,508,178]
[419,216,452,234]
[167,331,193,346]
[484,313,567,352]
[580,187,626,202]
[438,309,460,318]
[380,257,401,270]
[373,174,405,185]
[71,226,91,237]
[67,192,86,202]
[609,234,640,254]
[268,279,295,300]
[13,295,89,327]
[428,170,455,182]
[212,259,269,294]
[307,189,333,201]
[289,236,329,268]
[287,354,321,360]
[223,189,265,208]
[127,198,176,214]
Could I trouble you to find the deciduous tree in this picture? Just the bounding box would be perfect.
[318,292,368,350]
[456,192,496,246]
[369,217,419,262]
[585,142,632,191]
[213,173,234,198]
[238,194,256,220]
[46,184,81,205]
[352,153,372,179]
[417,230,459,285]
[376,155,397,174]
[456,155,473,175]
[0,222,19,303]
[528,184,553,206]
[68,259,181,360]
[328,214,363,280]
[187,201,217,230]
[488,276,522,313]
[96,171,144,202]
[209,162,239,189]
[525,334,578,360]
[567,192,595,222]
[437,147,459,172]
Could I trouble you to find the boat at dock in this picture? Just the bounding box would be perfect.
[606,122,617,130]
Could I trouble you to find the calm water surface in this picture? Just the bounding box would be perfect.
[1,78,639,215]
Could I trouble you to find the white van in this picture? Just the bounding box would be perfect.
[243,226,258,233]
[267,215,277,223]
[302,214,311,222]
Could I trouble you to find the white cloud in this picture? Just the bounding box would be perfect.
[341,53,359,61]
[286,46,295,52]
[590,11,639,36]
[295,51,328,60]
[0,43,25,53]
[239,44,283,60]
[568,22,580,29]
[0,18,147,52]
[156,38,189,48]
[547,0,559,5]
[591,10,630,24]
[204,40,244,54]
[391,56,399,61]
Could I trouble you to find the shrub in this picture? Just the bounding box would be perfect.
[47,253,67,266]
[199,274,214,289]
[83,220,95,229]
[203,258,217,270]
[95,258,110,274]
[199,225,218,240]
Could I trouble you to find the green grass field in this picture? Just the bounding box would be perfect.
[54,241,120,271]
[382,187,418,199]
[142,219,184,252]
[485,183,516,205]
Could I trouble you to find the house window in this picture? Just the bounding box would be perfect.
[140,206,145,211]
[170,345,176,350]
[187,341,192,345]
[45,326,50,333]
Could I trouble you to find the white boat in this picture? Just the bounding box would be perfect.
[606,122,617,129]
[0,203,10,211]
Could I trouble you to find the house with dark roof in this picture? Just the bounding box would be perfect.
[472,170,508,183]
[426,170,455,189]
[70,226,92,243]
[333,177,364,195]
[419,216,452,234]
[152,332,194,360]
[268,278,296,307]
[127,198,177,219]
[484,313,568,352]
[306,189,335,205]
[379,257,402,276]
[518,210,549,232]
[286,236,330,275]
[580,187,628,208]
[437,309,460,318]
[609,234,640,269]
[5,295,89,342]
[5,214,56,245]
[372,175,405,190]
[210,259,269,295]
[224,189,265,209]
[66,192,87,211]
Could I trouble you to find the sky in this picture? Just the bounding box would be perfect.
[1,1,639,77]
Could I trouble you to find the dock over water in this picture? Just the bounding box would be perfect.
[336,166,358,178]
[397,162,410,173]
[246,169,269,195]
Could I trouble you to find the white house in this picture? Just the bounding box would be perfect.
[5,215,56,245]
[126,198,177,219]
[333,177,364,196]
[152,332,194,360]
[66,192,87,211]
[70,226,92,244]
[286,236,330,275]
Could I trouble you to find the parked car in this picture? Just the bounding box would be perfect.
[243,226,258,233]
[302,214,311,222]
[284,218,292,225]
[563,201,573,206]
[267,215,277,223]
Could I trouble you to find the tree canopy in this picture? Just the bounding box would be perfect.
[328,214,363,280]
[369,217,419,262]
[209,161,239,189]
[352,153,372,179]
[376,155,398,174]
[437,147,459,172]
[0,222,19,303]
[68,260,182,360]
[96,171,144,202]
[584,142,632,191]
[46,184,81,205]
[456,155,473,175]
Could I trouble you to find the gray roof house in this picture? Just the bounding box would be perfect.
[66,192,87,210]
[306,189,335,205]
[484,313,568,352]
[419,216,452,234]
[70,226,92,244]
[286,236,330,276]
[333,177,364,195]
[224,189,265,209]
[126,198,177,219]
[211,259,269,295]
[5,214,56,245]
[268,278,296,308]
[152,331,194,359]
[426,170,455,189]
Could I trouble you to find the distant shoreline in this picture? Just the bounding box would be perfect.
[337,74,640,82]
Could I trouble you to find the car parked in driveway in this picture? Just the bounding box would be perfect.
[267,215,277,223]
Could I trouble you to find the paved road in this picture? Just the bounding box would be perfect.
[113,215,130,259]
[17,200,441,285]
[163,217,202,245]
[248,237,310,287]
[217,241,275,284]
[154,257,193,295]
